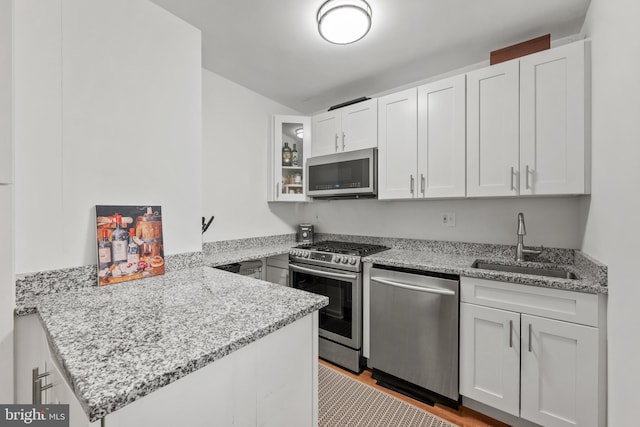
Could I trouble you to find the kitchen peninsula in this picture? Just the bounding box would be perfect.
[15,267,327,427]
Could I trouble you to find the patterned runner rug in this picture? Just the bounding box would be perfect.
[318,364,460,427]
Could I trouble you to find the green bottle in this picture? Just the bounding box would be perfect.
[292,143,299,166]
[282,142,292,166]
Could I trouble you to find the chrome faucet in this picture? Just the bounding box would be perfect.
[515,212,543,262]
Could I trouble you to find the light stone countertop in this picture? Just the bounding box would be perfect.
[35,266,327,422]
[18,234,606,423]
[202,243,295,267]
[199,233,607,294]
[364,249,608,294]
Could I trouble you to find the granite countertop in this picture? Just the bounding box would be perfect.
[364,248,608,294]
[199,233,607,294]
[36,266,327,422]
[202,243,295,267]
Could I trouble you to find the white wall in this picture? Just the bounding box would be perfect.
[0,0,14,402]
[0,0,11,184]
[14,0,202,273]
[202,69,302,242]
[580,0,640,425]
[303,197,584,248]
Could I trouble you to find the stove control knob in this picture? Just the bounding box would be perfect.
[303,252,309,258]
[342,258,349,264]
[292,250,298,257]
[334,255,342,263]
[349,258,357,265]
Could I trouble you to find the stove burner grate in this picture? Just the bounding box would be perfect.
[294,240,388,257]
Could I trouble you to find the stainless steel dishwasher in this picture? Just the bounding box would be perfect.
[369,265,460,408]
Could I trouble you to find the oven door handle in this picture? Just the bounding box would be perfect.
[289,264,357,281]
[371,276,456,296]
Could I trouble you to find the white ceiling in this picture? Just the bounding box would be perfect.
[150,0,590,114]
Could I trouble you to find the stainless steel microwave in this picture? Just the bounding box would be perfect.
[306,148,377,199]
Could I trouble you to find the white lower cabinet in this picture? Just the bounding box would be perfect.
[266,265,289,285]
[460,303,520,416]
[16,312,318,427]
[520,314,599,427]
[15,314,95,426]
[266,254,290,286]
[460,277,604,427]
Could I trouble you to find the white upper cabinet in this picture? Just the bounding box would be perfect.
[311,98,377,157]
[311,110,341,157]
[520,41,587,195]
[341,99,378,153]
[272,41,589,203]
[467,60,520,197]
[417,75,466,198]
[268,115,311,202]
[467,40,588,197]
[378,76,466,200]
[377,88,418,199]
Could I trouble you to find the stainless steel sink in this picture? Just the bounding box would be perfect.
[472,261,578,280]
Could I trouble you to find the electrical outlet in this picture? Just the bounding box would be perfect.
[441,213,456,227]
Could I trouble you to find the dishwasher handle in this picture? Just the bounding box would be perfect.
[371,276,456,296]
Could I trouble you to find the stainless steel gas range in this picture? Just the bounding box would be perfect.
[288,241,389,373]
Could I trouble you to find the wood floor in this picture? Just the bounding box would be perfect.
[319,359,511,427]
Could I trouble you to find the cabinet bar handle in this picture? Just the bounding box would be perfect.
[528,323,532,352]
[335,134,339,151]
[410,175,415,194]
[32,368,51,405]
[510,167,516,191]
[525,165,531,190]
[509,320,513,348]
[276,183,279,199]
[342,132,346,150]
[31,368,38,405]
[420,174,425,195]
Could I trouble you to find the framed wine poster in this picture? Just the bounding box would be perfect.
[95,205,165,286]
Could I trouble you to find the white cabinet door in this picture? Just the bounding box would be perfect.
[341,98,377,153]
[269,115,310,202]
[520,41,587,195]
[14,314,46,404]
[377,88,418,200]
[521,314,599,427]
[460,303,521,416]
[266,266,289,286]
[417,75,466,198]
[467,60,520,197]
[311,110,341,157]
[46,352,96,426]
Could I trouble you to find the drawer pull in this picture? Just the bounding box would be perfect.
[528,323,532,352]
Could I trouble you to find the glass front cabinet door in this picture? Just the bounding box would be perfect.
[269,115,311,202]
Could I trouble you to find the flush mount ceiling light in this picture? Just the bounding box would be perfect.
[317,0,372,45]
[295,128,304,139]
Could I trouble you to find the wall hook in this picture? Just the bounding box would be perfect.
[202,216,214,234]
